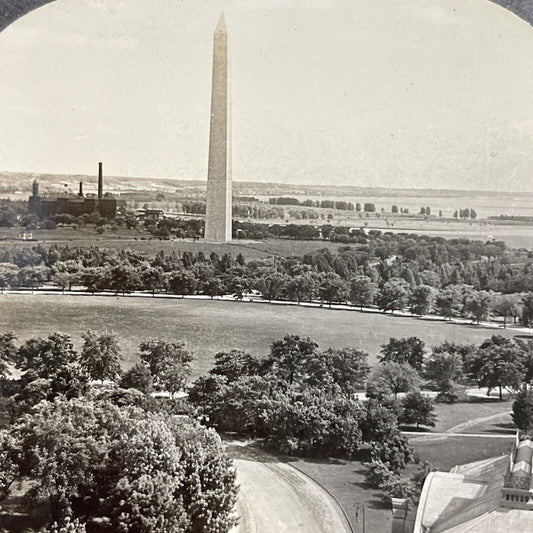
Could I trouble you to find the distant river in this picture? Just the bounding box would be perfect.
[257,193,533,219]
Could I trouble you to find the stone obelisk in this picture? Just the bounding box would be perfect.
[205,13,232,242]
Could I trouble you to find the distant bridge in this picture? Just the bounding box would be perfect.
[0,0,532,34]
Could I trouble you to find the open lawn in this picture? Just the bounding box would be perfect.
[290,458,391,533]
[0,227,353,259]
[0,293,516,379]
[410,435,514,472]
[432,398,514,433]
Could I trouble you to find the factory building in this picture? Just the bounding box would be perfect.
[28,162,117,219]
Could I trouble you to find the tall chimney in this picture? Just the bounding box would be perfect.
[98,162,103,199]
[79,181,83,197]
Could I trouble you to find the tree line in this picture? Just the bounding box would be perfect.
[1,238,532,326]
[268,197,356,210]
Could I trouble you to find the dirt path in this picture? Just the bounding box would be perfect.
[228,445,352,533]
[445,411,512,434]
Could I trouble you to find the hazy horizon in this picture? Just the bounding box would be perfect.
[1,0,532,192]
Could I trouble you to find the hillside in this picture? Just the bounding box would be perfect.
[2,171,533,201]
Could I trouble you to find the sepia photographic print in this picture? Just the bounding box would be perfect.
[0,1,533,532]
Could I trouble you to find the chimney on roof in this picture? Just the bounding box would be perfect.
[79,181,83,197]
[98,162,103,199]
[32,180,39,197]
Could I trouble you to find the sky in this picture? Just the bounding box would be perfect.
[0,0,532,192]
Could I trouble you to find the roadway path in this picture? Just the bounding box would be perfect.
[228,445,352,533]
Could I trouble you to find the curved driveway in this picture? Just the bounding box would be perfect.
[229,444,351,533]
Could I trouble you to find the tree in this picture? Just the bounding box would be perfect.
[379,337,426,371]
[109,264,141,295]
[51,271,77,292]
[0,202,19,226]
[468,336,525,399]
[286,272,318,304]
[435,284,464,319]
[81,330,122,383]
[0,332,16,382]
[368,362,420,400]
[16,333,89,399]
[188,374,271,436]
[264,335,318,386]
[512,386,533,430]
[138,339,193,395]
[209,350,262,381]
[120,363,153,394]
[168,269,198,296]
[376,278,410,313]
[80,266,110,293]
[263,390,365,458]
[370,432,414,472]
[203,277,226,299]
[349,275,376,310]
[303,348,370,395]
[0,263,19,292]
[380,475,417,504]
[522,293,533,327]
[361,399,399,442]
[409,285,436,316]
[364,459,397,488]
[140,265,165,295]
[256,271,288,302]
[317,272,348,307]
[423,350,464,402]
[463,290,492,324]
[492,293,522,328]
[399,391,436,428]
[18,265,49,290]
[3,398,238,532]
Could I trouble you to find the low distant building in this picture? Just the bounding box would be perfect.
[393,430,533,532]
[28,162,117,220]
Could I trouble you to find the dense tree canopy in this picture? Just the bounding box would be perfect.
[379,337,426,371]
[467,336,525,399]
[1,398,237,532]
[0,331,237,533]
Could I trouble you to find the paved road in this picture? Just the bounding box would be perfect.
[229,447,351,533]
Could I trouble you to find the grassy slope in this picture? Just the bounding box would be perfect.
[0,294,516,379]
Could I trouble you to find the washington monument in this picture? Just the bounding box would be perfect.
[205,13,232,242]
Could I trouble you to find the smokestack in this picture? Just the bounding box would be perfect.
[79,181,83,197]
[32,180,39,197]
[98,162,103,199]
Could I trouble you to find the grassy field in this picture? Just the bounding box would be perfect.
[0,293,516,379]
[0,226,357,259]
[290,458,391,533]
[2,221,533,260]
[432,398,514,433]
[411,435,514,472]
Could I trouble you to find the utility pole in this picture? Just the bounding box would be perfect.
[355,502,366,533]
